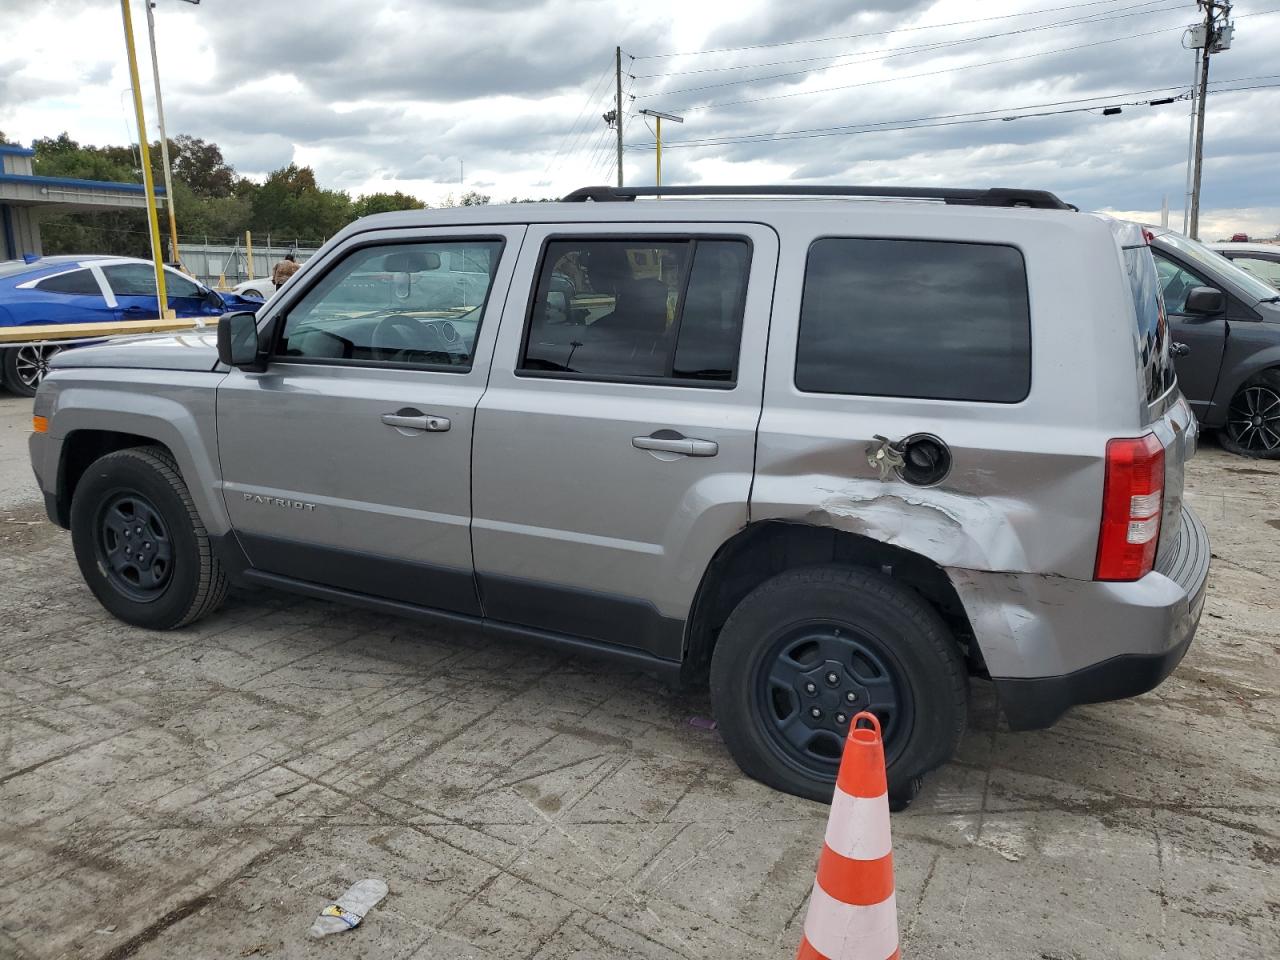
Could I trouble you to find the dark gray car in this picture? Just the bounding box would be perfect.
[1149,228,1280,458]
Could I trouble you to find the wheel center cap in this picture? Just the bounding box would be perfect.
[1254,415,1264,427]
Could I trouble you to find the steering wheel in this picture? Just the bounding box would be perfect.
[370,315,445,362]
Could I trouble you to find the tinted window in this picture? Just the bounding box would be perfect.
[36,269,101,295]
[1126,246,1175,403]
[103,263,161,296]
[796,239,1030,402]
[1226,255,1280,288]
[277,240,503,368]
[520,238,749,383]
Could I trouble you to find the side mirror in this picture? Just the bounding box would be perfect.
[217,311,264,370]
[1184,286,1225,315]
[203,288,224,308]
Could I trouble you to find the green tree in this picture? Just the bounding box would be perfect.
[351,191,425,218]
[168,135,238,199]
[31,133,153,257]
[250,164,352,242]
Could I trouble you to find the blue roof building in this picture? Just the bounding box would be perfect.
[1,143,166,260]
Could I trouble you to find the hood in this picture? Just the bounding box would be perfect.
[51,331,221,372]
[219,292,265,311]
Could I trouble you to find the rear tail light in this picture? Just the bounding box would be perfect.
[1095,433,1165,581]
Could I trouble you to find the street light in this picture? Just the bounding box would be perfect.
[639,108,683,190]
[119,0,169,316]
[144,0,200,268]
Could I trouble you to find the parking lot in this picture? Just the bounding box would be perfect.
[0,391,1276,960]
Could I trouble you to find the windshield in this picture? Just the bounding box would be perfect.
[1156,231,1278,302]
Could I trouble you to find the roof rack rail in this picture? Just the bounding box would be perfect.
[561,184,1076,210]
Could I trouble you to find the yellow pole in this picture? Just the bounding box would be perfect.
[245,230,254,280]
[119,0,170,318]
[656,116,662,189]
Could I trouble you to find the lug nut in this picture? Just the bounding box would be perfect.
[136,527,143,534]
[845,691,857,703]
[836,712,848,724]
[804,682,817,695]
[809,707,822,719]
[825,671,839,685]
[124,530,131,538]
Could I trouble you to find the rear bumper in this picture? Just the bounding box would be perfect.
[953,504,1211,730]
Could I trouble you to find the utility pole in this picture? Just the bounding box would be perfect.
[144,0,181,268]
[1187,0,1234,239]
[119,0,170,317]
[639,109,683,189]
[615,46,624,187]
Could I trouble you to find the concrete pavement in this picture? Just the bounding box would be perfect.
[0,393,1276,959]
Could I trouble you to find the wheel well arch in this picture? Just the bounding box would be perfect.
[682,520,979,682]
[53,429,170,528]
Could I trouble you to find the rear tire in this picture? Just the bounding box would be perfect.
[2,345,61,398]
[709,565,967,806]
[70,446,227,629]
[1219,369,1280,459]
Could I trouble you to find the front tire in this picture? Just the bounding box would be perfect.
[710,565,967,805]
[1219,369,1280,459]
[2,344,62,398]
[70,446,227,629]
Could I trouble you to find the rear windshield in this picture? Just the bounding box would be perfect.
[1125,244,1176,403]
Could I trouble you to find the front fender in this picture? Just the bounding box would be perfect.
[44,368,230,535]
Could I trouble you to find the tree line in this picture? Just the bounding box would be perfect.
[0,130,539,259]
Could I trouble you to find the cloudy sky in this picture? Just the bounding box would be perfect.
[2,0,1278,237]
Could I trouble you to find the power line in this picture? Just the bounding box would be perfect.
[540,57,616,181]
[634,0,1177,59]
[671,23,1206,113]
[626,76,1280,151]
[632,0,1189,84]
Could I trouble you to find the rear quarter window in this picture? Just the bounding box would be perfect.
[795,238,1031,403]
[1125,245,1175,403]
[35,269,101,295]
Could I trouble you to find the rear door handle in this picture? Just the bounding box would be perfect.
[381,412,450,432]
[632,434,718,457]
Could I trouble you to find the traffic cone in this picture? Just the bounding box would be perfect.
[796,712,899,960]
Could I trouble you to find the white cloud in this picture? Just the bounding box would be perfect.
[0,0,1275,227]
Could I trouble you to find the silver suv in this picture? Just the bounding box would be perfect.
[29,185,1210,808]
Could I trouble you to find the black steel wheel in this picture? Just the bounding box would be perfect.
[71,446,227,629]
[755,619,914,778]
[1221,370,1280,460]
[2,344,62,398]
[710,565,967,806]
[94,492,175,602]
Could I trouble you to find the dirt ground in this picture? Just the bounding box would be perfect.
[0,392,1276,960]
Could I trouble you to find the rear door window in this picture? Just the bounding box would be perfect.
[520,237,750,384]
[795,238,1030,402]
[103,263,160,297]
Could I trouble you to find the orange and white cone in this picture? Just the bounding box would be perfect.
[795,712,899,960]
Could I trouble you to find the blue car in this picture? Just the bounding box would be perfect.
[0,255,260,396]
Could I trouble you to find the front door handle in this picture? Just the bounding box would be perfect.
[632,433,718,457]
[381,411,450,432]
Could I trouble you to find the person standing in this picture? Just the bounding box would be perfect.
[272,252,299,290]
